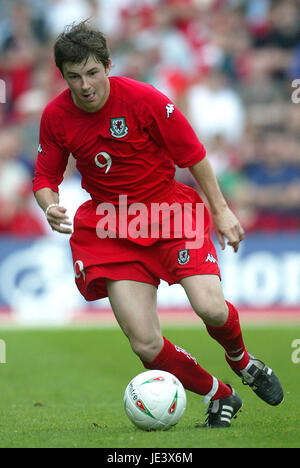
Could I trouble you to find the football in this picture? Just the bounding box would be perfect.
[124,370,186,431]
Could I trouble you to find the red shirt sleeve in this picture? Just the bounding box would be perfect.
[141,85,206,168]
[32,105,69,194]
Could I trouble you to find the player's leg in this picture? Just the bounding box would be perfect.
[180,274,250,370]
[106,279,163,362]
[180,274,283,406]
[106,278,238,421]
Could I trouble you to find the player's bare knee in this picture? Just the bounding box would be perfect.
[130,336,164,362]
[195,299,228,326]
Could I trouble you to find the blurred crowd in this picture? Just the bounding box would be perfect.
[0,0,300,237]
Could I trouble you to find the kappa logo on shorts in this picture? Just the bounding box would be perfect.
[205,253,217,263]
[178,249,190,265]
[110,117,129,138]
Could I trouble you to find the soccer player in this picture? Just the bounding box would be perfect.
[33,21,283,428]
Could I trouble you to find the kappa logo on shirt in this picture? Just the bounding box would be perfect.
[166,103,175,119]
[38,144,46,155]
[110,117,129,138]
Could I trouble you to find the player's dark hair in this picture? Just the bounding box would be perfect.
[54,20,110,76]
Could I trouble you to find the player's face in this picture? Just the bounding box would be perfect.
[63,56,111,112]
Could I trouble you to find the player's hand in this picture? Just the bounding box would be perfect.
[46,205,73,234]
[213,207,245,253]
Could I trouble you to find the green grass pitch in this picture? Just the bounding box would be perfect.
[0,324,299,448]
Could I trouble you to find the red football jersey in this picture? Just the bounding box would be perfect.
[33,76,206,204]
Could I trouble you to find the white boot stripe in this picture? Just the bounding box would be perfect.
[223,405,233,412]
[222,411,232,418]
[220,417,231,423]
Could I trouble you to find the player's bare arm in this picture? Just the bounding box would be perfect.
[189,157,245,252]
[34,187,72,234]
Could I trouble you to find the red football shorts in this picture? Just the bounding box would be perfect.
[70,186,220,301]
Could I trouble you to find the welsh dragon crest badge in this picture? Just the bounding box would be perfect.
[110,117,129,139]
